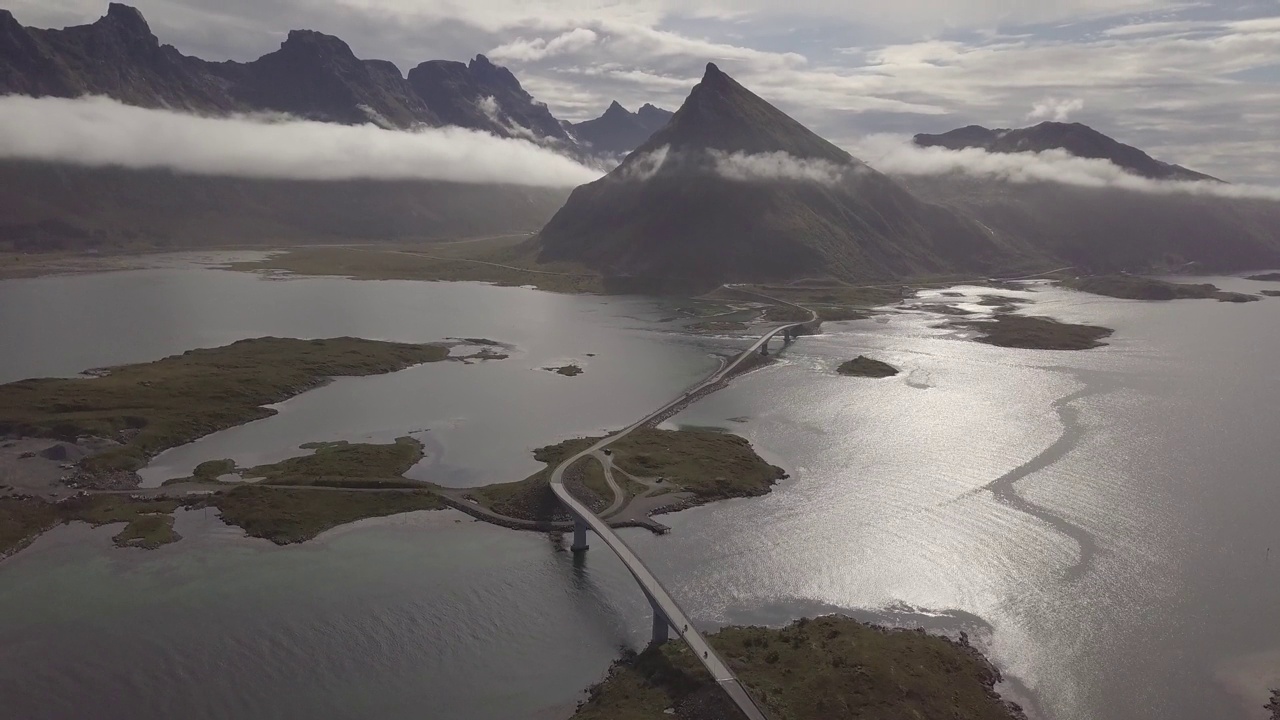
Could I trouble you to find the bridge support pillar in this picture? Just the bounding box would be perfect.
[571,518,589,553]
[647,594,670,645]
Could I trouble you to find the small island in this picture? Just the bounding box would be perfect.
[572,615,1026,720]
[837,356,899,378]
[955,315,1114,350]
[1262,290,1280,298]
[1246,273,1280,282]
[544,364,584,377]
[1060,275,1258,303]
[1266,689,1279,720]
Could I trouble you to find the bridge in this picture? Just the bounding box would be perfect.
[549,297,817,720]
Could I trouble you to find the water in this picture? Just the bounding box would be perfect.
[2,262,1278,719]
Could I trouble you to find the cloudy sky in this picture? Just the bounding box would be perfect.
[10,0,1280,183]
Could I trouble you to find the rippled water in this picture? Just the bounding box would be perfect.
[1,263,1277,720]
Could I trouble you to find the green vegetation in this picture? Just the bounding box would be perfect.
[206,486,444,544]
[813,306,870,322]
[193,459,236,481]
[609,428,784,502]
[1247,273,1280,282]
[837,356,899,378]
[687,320,749,334]
[916,303,976,316]
[228,244,604,294]
[1061,275,1259,302]
[243,437,426,488]
[544,364,584,377]
[957,315,1114,350]
[1,495,184,556]
[470,438,596,522]
[572,615,1024,720]
[0,337,449,474]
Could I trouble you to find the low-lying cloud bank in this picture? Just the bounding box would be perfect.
[710,150,850,184]
[0,95,603,187]
[855,135,1280,201]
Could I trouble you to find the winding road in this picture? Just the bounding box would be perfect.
[548,297,817,720]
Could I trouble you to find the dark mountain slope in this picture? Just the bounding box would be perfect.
[915,122,1220,182]
[407,55,573,142]
[538,64,1031,284]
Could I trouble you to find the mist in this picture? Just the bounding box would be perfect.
[854,134,1280,201]
[0,96,603,187]
[710,150,850,184]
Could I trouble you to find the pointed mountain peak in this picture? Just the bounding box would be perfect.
[632,61,852,164]
[103,3,149,31]
[471,53,495,69]
[603,100,630,117]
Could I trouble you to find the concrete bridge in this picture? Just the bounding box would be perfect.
[549,301,817,720]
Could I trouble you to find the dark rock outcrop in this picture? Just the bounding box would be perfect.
[570,101,673,156]
[407,54,573,142]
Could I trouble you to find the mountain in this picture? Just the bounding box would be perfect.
[537,64,1027,285]
[570,101,674,156]
[0,3,566,139]
[914,122,1220,182]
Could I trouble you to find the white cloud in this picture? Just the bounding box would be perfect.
[709,150,850,184]
[1026,97,1085,122]
[0,95,602,186]
[619,144,670,180]
[490,27,599,61]
[854,134,1280,201]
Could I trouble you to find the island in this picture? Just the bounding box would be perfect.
[837,356,899,378]
[572,615,1026,720]
[1266,689,1279,720]
[1060,275,1258,302]
[1262,290,1280,298]
[955,315,1114,350]
[1247,273,1280,282]
[544,364,584,377]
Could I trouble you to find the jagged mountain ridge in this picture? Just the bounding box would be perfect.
[538,64,1029,285]
[570,101,674,156]
[914,122,1220,182]
[0,3,569,143]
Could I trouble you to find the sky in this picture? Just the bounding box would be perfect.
[9,0,1280,183]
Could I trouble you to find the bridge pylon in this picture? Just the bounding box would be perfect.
[646,591,671,645]
[571,518,590,552]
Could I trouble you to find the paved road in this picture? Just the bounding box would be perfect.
[549,302,816,720]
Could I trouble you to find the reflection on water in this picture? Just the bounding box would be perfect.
[2,266,1279,720]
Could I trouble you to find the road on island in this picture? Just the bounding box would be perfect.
[548,293,817,720]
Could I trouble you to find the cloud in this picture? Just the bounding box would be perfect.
[0,95,602,187]
[490,27,599,62]
[854,134,1280,201]
[1026,97,1084,122]
[618,145,670,180]
[710,150,850,184]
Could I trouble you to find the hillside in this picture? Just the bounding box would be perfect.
[537,64,1031,285]
[914,122,1220,182]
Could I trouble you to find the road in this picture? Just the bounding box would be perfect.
[548,299,816,720]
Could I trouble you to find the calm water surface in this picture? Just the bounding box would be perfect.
[1,261,1277,720]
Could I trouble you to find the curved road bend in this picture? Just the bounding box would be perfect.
[549,303,817,720]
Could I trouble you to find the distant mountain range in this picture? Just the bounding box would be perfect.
[537,64,1024,285]
[4,3,1279,278]
[569,102,674,157]
[914,122,1220,182]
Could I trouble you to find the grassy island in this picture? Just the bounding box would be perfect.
[204,486,443,545]
[544,364,584,377]
[1061,276,1258,303]
[837,357,899,378]
[470,428,785,523]
[1247,273,1280,282]
[1,495,185,557]
[0,337,450,474]
[1262,290,1280,298]
[572,615,1026,720]
[957,315,1114,350]
[241,436,427,488]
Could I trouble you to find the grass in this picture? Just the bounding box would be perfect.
[206,486,444,544]
[837,357,899,378]
[1061,275,1259,302]
[227,244,604,294]
[1,495,185,556]
[956,314,1114,351]
[193,459,236,480]
[572,615,1024,720]
[544,364,584,377]
[470,438,596,522]
[609,428,785,502]
[243,437,426,487]
[0,337,449,474]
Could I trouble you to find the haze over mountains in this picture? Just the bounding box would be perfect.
[3,3,1279,278]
